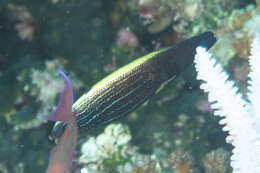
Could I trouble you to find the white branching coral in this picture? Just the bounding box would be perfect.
[194,36,260,173]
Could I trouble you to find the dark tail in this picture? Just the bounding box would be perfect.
[195,31,216,50]
[154,31,217,78]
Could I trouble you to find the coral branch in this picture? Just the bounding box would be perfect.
[194,39,260,173]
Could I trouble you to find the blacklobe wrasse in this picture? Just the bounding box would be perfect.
[50,31,216,139]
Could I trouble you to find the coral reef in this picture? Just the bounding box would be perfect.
[168,150,197,173]
[211,4,256,65]
[194,36,260,172]
[79,124,135,172]
[79,123,228,173]
[116,28,139,48]
[79,124,159,173]
[8,4,36,41]
[128,0,203,34]
[202,148,231,173]
[5,59,83,131]
[128,0,245,38]
[0,0,257,172]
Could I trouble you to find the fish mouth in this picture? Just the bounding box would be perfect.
[48,135,59,144]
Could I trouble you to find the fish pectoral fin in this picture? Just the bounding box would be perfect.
[155,75,176,94]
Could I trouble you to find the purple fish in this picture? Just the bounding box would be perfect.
[41,70,74,123]
[42,70,78,173]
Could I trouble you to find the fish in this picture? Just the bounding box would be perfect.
[49,31,216,139]
[46,112,77,173]
[44,70,77,173]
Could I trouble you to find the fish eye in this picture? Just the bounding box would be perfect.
[48,122,67,142]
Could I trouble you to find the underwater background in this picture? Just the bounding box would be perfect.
[0,0,258,172]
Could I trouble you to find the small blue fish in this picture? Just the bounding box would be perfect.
[48,31,216,139]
